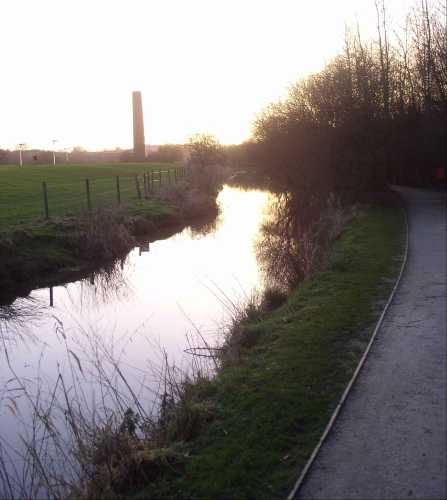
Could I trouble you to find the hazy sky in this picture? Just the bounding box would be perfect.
[1,0,411,151]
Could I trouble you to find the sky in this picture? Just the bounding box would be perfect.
[0,0,412,151]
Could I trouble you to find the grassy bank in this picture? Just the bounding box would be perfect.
[0,166,218,303]
[0,200,172,301]
[117,203,404,500]
[0,163,179,227]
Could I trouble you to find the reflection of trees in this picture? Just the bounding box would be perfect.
[0,298,45,345]
[66,258,132,311]
[188,209,222,240]
[0,260,130,344]
[256,194,300,291]
[256,192,348,291]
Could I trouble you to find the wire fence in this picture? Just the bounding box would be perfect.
[0,166,188,228]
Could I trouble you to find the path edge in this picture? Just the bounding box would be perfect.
[286,193,410,500]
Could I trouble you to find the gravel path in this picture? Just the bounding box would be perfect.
[297,187,446,500]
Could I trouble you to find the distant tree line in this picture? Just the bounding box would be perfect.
[147,144,187,163]
[238,0,446,195]
[0,146,193,165]
[0,148,132,165]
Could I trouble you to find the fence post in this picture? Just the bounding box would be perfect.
[151,170,155,191]
[167,168,171,185]
[174,167,178,183]
[143,173,148,198]
[135,175,142,199]
[85,179,92,211]
[42,182,49,219]
[116,176,121,205]
[159,170,162,187]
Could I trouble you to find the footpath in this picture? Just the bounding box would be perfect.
[297,187,447,500]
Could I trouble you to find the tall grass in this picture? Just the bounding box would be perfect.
[0,301,219,499]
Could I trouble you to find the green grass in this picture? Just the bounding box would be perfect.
[0,195,178,303]
[134,205,405,500]
[0,163,177,227]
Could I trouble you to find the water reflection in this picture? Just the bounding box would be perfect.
[43,261,131,312]
[256,191,347,291]
[0,297,45,346]
[138,242,150,255]
[188,210,223,239]
[0,185,275,498]
[0,184,272,412]
[256,193,302,291]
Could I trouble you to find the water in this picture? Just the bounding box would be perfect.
[0,186,272,493]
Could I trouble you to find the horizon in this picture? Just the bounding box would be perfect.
[1,0,410,151]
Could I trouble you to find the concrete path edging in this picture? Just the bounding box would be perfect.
[287,197,409,500]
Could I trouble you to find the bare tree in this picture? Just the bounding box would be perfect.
[188,133,223,170]
[375,0,391,115]
[188,133,225,193]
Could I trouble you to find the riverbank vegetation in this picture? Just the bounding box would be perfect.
[0,195,404,499]
[153,205,403,500]
[119,197,404,500]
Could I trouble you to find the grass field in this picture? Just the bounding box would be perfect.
[0,163,178,228]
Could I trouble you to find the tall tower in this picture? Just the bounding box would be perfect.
[132,91,146,161]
